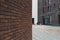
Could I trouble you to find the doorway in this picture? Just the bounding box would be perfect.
[43,16,50,25]
[58,15,60,25]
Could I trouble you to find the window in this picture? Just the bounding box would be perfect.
[58,4,60,10]
[48,6,51,12]
[48,0,51,5]
[43,7,45,13]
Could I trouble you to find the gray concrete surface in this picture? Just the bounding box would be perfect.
[32,25,60,40]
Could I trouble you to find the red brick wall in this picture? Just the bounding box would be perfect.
[0,0,32,40]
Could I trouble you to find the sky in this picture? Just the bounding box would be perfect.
[32,0,38,24]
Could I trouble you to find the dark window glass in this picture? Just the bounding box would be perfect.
[48,0,51,5]
[48,6,51,12]
[43,7,45,13]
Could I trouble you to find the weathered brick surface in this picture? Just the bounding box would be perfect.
[0,0,32,40]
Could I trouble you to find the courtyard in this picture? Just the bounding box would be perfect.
[32,25,60,40]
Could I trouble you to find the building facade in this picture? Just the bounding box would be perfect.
[38,0,60,26]
[0,0,32,40]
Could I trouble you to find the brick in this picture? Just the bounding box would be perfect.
[0,0,32,40]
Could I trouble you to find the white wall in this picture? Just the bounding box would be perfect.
[32,0,38,24]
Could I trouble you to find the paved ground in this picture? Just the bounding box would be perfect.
[32,25,60,40]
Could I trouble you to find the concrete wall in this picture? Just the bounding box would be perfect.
[0,0,32,40]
